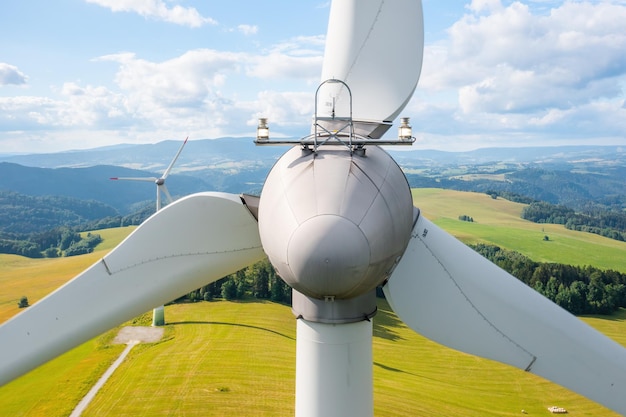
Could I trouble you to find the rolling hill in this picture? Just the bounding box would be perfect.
[413,188,626,271]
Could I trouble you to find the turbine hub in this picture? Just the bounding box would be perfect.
[287,214,371,297]
[258,145,414,300]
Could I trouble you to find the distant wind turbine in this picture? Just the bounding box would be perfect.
[110,136,188,326]
[110,137,188,211]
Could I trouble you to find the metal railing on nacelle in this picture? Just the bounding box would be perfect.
[254,79,416,153]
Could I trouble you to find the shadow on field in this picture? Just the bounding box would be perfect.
[582,308,626,322]
[167,321,295,340]
[373,299,406,342]
[373,361,417,377]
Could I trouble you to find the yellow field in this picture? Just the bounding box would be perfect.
[0,227,135,323]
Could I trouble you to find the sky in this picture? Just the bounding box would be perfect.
[0,0,625,154]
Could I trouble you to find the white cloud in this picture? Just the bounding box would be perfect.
[101,47,320,135]
[237,24,258,36]
[467,0,504,14]
[0,83,130,132]
[0,63,28,86]
[0,44,323,146]
[85,0,216,27]
[246,90,315,129]
[412,0,626,145]
[246,53,322,80]
[4,1,625,153]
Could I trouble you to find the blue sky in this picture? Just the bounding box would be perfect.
[1,0,625,154]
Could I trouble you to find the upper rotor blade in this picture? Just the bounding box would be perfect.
[319,0,424,123]
[162,136,188,179]
[383,212,626,415]
[0,192,264,387]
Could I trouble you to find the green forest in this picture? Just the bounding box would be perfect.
[472,243,626,315]
[522,201,626,241]
[176,258,292,305]
[0,191,154,257]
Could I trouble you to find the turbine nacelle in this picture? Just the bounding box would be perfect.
[258,145,413,300]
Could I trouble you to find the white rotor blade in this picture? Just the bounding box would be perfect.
[160,183,174,204]
[162,136,188,180]
[383,212,626,415]
[0,192,264,386]
[320,0,423,123]
[110,177,158,182]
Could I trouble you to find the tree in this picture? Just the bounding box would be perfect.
[270,273,291,303]
[568,281,588,315]
[249,261,270,299]
[43,246,59,258]
[544,276,560,301]
[18,296,29,308]
[587,272,609,314]
[204,281,222,299]
[221,278,237,300]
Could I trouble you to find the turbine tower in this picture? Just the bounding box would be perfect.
[2,2,626,416]
[110,136,188,326]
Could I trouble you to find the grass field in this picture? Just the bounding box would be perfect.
[1,190,625,416]
[0,227,136,323]
[1,301,623,417]
[413,188,626,271]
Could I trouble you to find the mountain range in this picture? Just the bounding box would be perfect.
[1,138,625,218]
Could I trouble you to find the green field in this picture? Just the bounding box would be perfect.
[413,188,626,271]
[1,302,623,417]
[1,190,625,416]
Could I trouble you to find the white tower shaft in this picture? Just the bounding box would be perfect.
[295,318,373,417]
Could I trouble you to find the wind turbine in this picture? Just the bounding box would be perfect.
[110,136,188,326]
[2,1,626,416]
[110,136,188,212]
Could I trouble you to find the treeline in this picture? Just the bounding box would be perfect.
[472,244,626,315]
[484,190,538,204]
[521,201,626,241]
[176,259,292,305]
[0,228,102,258]
[80,204,155,231]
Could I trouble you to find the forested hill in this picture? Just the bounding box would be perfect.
[406,167,626,212]
[0,191,117,234]
[0,162,211,214]
[522,201,626,241]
